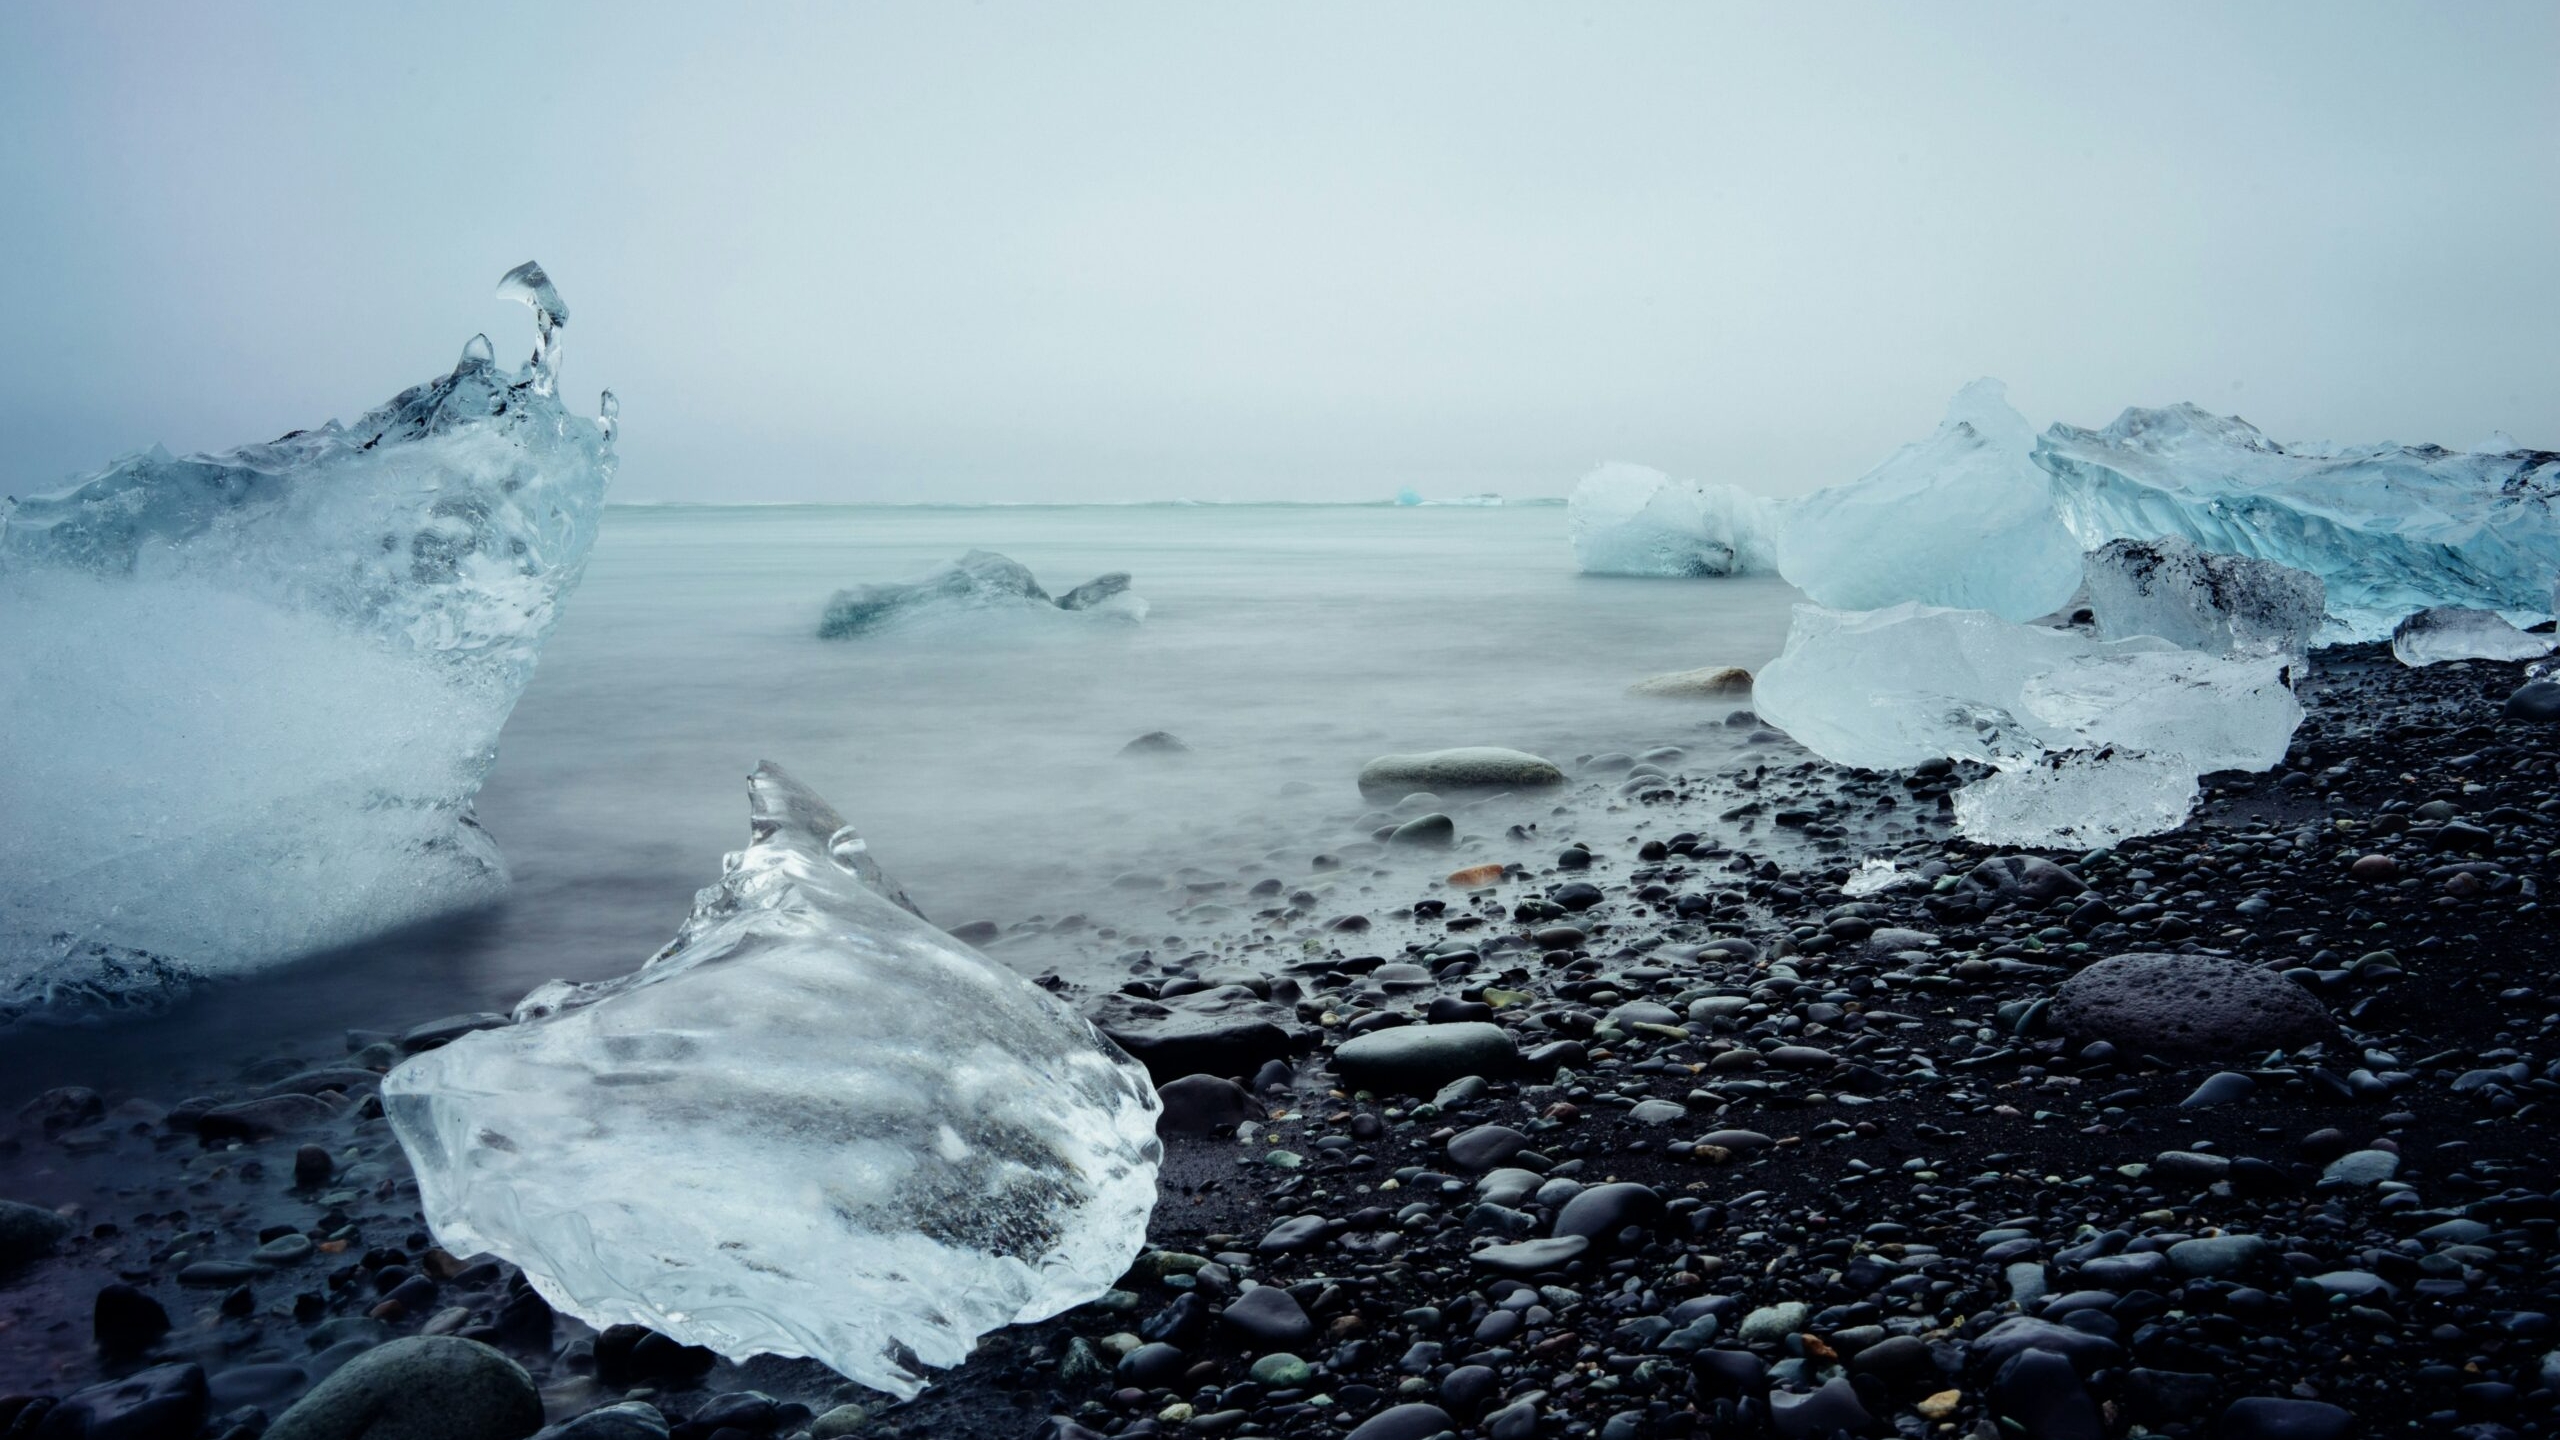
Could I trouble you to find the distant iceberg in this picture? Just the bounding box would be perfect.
[0,263,614,1021]
[818,550,1146,637]
[1569,463,1778,576]
[385,763,1160,1398]
[2038,405,2560,641]
[1776,380,2083,622]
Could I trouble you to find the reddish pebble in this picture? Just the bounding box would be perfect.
[2349,853,2399,881]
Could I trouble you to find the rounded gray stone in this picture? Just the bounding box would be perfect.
[2052,952,2332,1059]
[263,1336,542,1440]
[1335,1021,1518,1093]
[1357,748,1563,798]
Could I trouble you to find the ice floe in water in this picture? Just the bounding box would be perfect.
[383,763,1161,1398]
[1753,603,2301,847]
[0,263,613,1022]
[2390,607,2557,667]
[818,549,1147,637]
[2083,535,2325,659]
[2038,405,2560,641]
[1776,380,2084,622]
[1568,462,1778,577]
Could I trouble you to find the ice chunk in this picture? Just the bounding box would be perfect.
[2390,607,2558,667]
[0,263,612,1021]
[817,550,1147,637]
[1753,603,2300,845]
[1775,380,2083,622]
[2083,535,2325,658]
[1569,463,1778,577]
[383,763,1161,1398]
[2038,404,2560,641]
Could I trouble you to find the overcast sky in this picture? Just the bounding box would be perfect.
[3,3,2553,504]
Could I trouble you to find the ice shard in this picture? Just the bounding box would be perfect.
[2389,607,2557,667]
[382,763,1162,1398]
[1568,463,1779,577]
[818,550,1147,637]
[1775,380,2084,622]
[1753,603,2301,847]
[0,264,613,1021]
[2038,405,2560,641]
[2082,535,2325,658]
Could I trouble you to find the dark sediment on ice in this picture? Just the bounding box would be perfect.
[5,644,2558,1440]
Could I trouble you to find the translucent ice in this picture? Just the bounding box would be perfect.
[2038,405,2560,641]
[0,264,613,1020]
[2390,607,2557,667]
[818,550,1147,638]
[1753,603,2300,846]
[1776,380,2084,622]
[383,763,1161,1398]
[1568,463,1778,577]
[2083,535,2325,659]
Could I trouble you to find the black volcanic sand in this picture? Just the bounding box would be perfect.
[4,643,2558,1440]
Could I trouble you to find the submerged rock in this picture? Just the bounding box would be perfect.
[1357,748,1564,798]
[384,764,1161,1398]
[1625,665,1753,699]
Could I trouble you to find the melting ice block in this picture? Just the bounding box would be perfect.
[0,263,613,1021]
[383,763,1162,1398]
[2038,405,2560,641]
[1753,604,2301,847]
[1568,463,1778,577]
[818,550,1147,637]
[2083,535,2325,658]
[2390,607,2557,667]
[1776,380,2084,622]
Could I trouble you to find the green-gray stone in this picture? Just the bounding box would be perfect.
[263,1336,541,1440]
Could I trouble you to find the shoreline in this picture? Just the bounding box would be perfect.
[4,643,2556,1440]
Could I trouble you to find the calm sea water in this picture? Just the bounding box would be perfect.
[3,502,1803,1096]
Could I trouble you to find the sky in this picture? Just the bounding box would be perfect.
[2,3,2554,505]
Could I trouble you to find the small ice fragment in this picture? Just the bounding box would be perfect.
[818,551,1145,637]
[1776,380,2083,622]
[2389,607,2558,667]
[383,763,1161,1398]
[1841,860,1907,897]
[496,260,569,391]
[1569,463,1778,577]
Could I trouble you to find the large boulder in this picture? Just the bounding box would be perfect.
[263,1337,542,1440]
[2053,952,2333,1060]
[1088,986,1314,1083]
[1334,1022,1518,1093]
[0,1199,71,1268]
[1357,748,1563,799]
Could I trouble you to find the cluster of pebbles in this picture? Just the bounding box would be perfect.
[4,647,2556,1440]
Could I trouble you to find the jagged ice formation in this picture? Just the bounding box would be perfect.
[383,763,1162,1398]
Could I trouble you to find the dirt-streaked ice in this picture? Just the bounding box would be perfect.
[383,763,1161,1398]
[1568,462,1779,577]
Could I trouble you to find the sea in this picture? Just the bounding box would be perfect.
[0,501,1803,1096]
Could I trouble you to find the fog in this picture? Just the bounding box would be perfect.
[2,2,2553,504]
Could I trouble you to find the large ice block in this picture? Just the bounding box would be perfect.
[382,763,1162,1398]
[1775,380,2084,621]
[1753,603,2301,846]
[2083,535,2325,658]
[1568,463,1778,577]
[2038,405,2560,641]
[0,264,613,1021]
[2390,607,2557,667]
